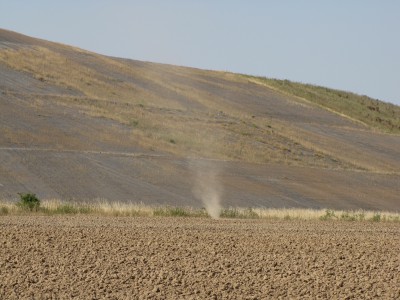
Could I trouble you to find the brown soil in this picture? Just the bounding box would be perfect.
[1,216,399,299]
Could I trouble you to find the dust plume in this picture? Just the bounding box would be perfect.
[191,159,223,219]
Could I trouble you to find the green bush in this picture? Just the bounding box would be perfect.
[283,214,291,220]
[356,212,365,221]
[55,204,79,214]
[220,208,259,219]
[220,208,240,218]
[153,207,189,217]
[320,209,337,221]
[17,193,41,211]
[0,206,9,215]
[371,213,381,222]
[390,216,400,222]
[340,211,357,221]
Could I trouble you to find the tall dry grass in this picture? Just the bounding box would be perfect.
[1,199,399,222]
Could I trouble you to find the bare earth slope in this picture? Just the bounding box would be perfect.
[1,216,399,299]
[0,28,399,210]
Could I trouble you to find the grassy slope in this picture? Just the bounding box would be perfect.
[0,44,340,168]
[246,76,400,134]
[0,29,399,172]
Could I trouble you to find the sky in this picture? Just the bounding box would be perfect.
[1,1,399,105]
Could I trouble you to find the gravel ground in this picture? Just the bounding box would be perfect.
[1,216,399,299]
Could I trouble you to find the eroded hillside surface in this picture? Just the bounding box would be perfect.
[1,29,399,209]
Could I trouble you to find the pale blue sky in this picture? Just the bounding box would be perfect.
[1,1,399,104]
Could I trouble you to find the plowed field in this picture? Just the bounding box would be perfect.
[1,216,399,299]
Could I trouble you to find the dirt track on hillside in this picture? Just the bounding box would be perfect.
[1,216,399,299]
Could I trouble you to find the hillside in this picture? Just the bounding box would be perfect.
[0,28,399,210]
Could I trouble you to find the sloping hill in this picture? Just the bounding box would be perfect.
[1,28,399,210]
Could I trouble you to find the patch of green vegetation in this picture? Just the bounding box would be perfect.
[220,207,259,219]
[371,213,381,222]
[389,216,400,222]
[54,204,90,214]
[110,209,149,217]
[340,211,357,221]
[0,206,9,215]
[220,207,240,218]
[153,206,209,218]
[153,207,189,217]
[321,210,369,221]
[320,209,337,221]
[16,193,41,211]
[40,204,91,215]
[356,212,365,221]
[283,214,291,220]
[129,119,139,127]
[246,76,400,134]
